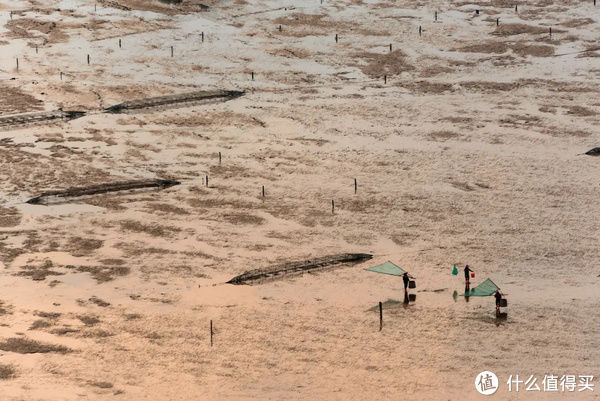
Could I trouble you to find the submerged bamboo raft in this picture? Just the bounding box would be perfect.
[585,147,600,156]
[26,179,180,204]
[227,253,373,285]
[0,109,86,129]
[103,90,245,113]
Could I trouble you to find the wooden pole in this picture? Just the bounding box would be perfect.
[171,46,174,57]
[549,27,552,37]
[435,11,437,21]
[60,71,63,81]
[9,11,12,20]
[35,46,38,54]
[496,18,499,26]
[335,34,338,43]
[218,151,221,165]
[515,4,518,12]
[95,3,97,11]
[332,200,335,214]
[210,320,213,347]
[389,43,392,52]
[206,175,209,187]
[419,25,422,36]
[201,32,204,42]
[87,54,90,65]
[384,74,387,84]
[379,302,383,331]
[262,185,265,197]
[354,178,357,194]
[278,25,282,31]
[16,58,18,71]
[251,71,254,81]
[119,39,121,48]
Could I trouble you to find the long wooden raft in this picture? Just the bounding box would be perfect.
[0,109,85,129]
[26,179,180,204]
[227,253,373,285]
[103,90,244,113]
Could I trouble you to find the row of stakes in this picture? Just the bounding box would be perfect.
[206,152,358,213]
[7,0,599,20]
[11,31,205,74]
[9,3,573,77]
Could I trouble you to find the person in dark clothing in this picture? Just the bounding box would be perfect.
[464,264,473,284]
[402,272,414,292]
[494,290,503,311]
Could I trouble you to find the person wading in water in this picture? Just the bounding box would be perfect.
[464,264,474,285]
[402,272,414,293]
[494,289,503,312]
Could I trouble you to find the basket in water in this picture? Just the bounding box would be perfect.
[408,280,416,289]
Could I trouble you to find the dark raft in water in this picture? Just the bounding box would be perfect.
[0,109,86,130]
[103,90,244,113]
[26,179,180,204]
[227,253,373,285]
[585,147,600,156]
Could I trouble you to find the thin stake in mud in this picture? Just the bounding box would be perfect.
[379,302,383,331]
[95,3,97,11]
[60,71,63,81]
[549,27,552,37]
[262,185,265,198]
[201,32,204,42]
[435,11,437,21]
[87,54,90,65]
[419,25,422,36]
[35,46,38,54]
[335,34,338,43]
[278,24,282,31]
[218,152,221,165]
[171,46,174,57]
[9,11,12,20]
[251,71,254,81]
[16,58,18,72]
[205,175,209,187]
[496,18,499,26]
[119,39,121,48]
[332,199,335,214]
[515,4,518,12]
[354,178,357,194]
[389,43,392,52]
[384,74,387,84]
[210,320,213,347]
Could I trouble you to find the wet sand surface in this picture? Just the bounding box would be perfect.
[0,0,599,399]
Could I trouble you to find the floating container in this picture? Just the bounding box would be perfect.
[408,280,416,289]
[500,299,508,307]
